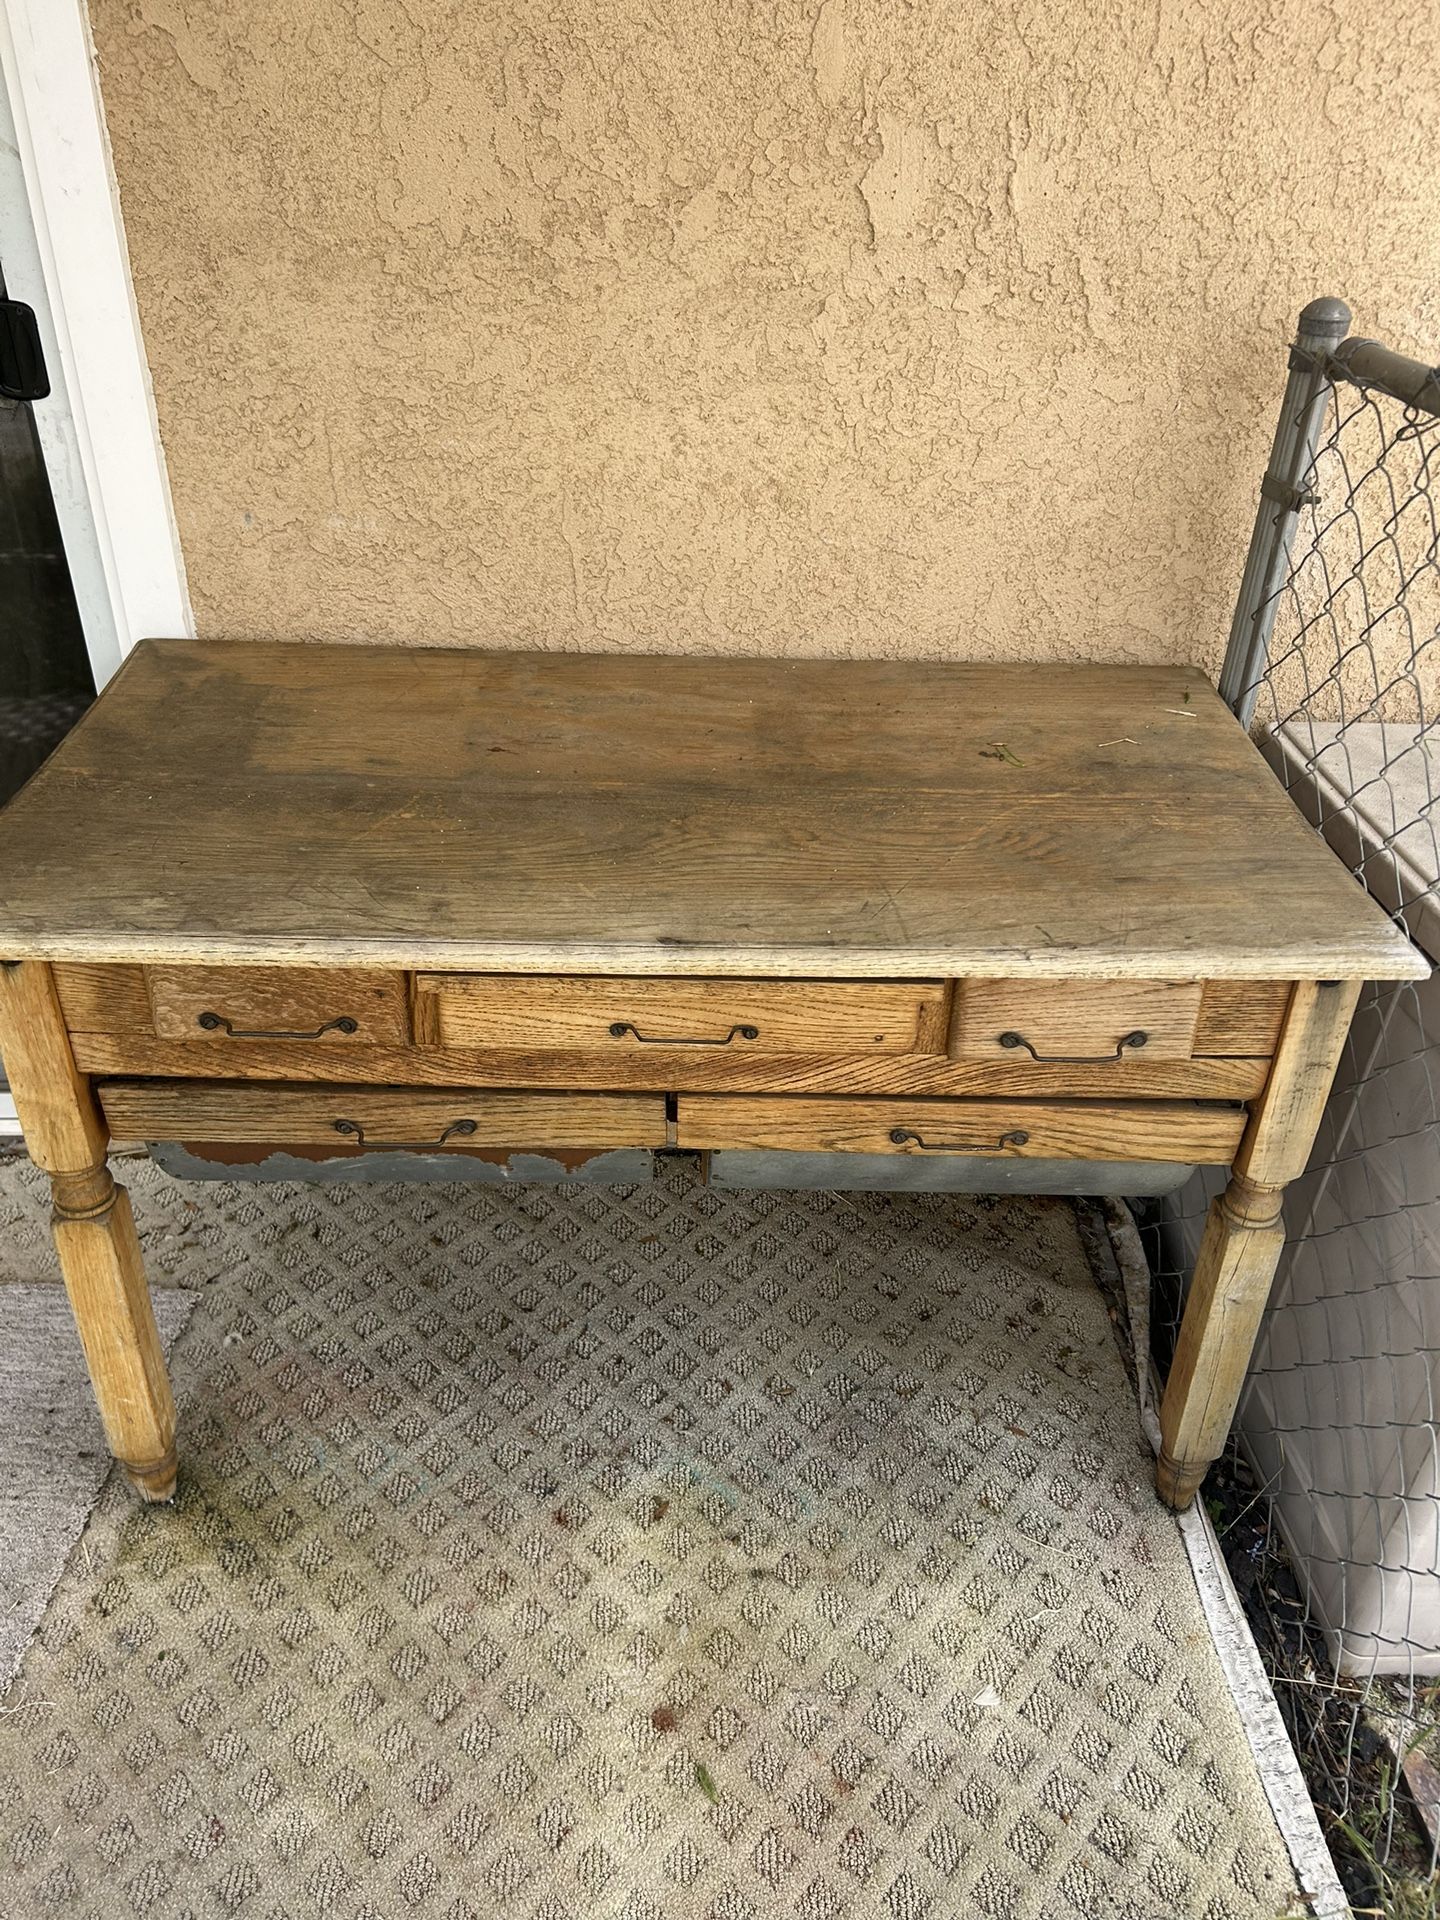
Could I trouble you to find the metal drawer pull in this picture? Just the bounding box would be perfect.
[890,1126,1030,1153]
[198,1011,359,1039]
[331,1117,479,1151]
[608,1021,760,1046]
[997,1028,1148,1062]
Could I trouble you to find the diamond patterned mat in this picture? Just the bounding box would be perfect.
[0,1157,1302,1919]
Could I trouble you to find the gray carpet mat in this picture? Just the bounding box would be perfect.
[0,1158,1303,1919]
[0,1281,195,1690]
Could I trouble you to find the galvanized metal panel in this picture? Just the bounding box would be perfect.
[704,1149,1196,1196]
[148,1142,657,1186]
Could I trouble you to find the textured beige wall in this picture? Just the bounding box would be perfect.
[91,0,1440,666]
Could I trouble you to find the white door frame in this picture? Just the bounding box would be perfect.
[0,0,191,688]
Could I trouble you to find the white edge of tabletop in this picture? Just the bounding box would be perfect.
[0,935,1428,983]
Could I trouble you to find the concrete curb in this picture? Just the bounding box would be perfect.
[1100,1197,1350,1920]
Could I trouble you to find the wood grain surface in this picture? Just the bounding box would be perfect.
[57,964,1290,1066]
[0,962,109,1174]
[948,979,1202,1061]
[98,1082,668,1150]
[1191,980,1291,1055]
[674,1095,1246,1162]
[414,973,948,1053]
[65,1033,1273,1100]
[147,964,409,1043]
[1233,980,1364,1189]
[0,642,1423,979]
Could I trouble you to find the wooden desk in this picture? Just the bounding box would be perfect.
[0,642,1422,1509]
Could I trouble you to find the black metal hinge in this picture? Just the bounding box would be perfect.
[0,299,50,401]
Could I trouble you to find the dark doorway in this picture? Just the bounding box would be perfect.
[0,270,94,809]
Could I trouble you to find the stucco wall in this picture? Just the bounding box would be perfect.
[90,0,1440,664]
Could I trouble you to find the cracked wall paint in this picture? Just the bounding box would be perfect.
[90,0,1440,665]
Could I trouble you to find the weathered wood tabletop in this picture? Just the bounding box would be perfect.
[0,640,1420,980]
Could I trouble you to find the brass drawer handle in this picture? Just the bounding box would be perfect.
[997,1028,1148,1063]
[198,1011,360,1040]
[331,1117,479,1151]
[608,1021,760,1046]
[890,1126,1030,1153]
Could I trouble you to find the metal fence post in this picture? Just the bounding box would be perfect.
[1218,296,1352,726]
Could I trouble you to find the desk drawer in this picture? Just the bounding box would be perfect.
[98,1081,667,1151]
[412,974,949,1055]
[675,1095,1245,1164]
[145,966,409,1045]
[947,979,1289,1064]
[949,980,1202,1062]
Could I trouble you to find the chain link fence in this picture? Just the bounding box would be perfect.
[1138,299,1440,1911]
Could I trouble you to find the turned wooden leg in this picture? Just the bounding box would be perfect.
[1157,1174,1283,1508]
[0,960,177,1500]
[1155,979,1361,1510]
[50,1163,177,1499]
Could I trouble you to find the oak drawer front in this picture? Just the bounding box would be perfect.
[949,980,1203,1063]
[65,1031,1273,1101]
[413,974,949,1055]
[675,1095,1246,1164]
[98,1082,667,1151]
[143,966,410,1045]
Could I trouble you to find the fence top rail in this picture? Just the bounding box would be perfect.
[1324,336,1440,419]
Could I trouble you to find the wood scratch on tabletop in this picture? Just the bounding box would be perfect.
[859,884,911,937]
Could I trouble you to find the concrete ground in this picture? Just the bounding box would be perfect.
[0,1149,1320,1920]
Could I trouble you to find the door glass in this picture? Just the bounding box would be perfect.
[0,268,94,809]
